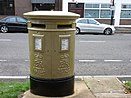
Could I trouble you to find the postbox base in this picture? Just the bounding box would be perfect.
[30,76,74,97]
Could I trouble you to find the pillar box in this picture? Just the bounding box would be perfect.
[24,11,79,97]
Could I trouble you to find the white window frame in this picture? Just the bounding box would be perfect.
[121,4,131,19]
[84,3,112,19]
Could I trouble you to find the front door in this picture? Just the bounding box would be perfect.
[68,3,84,18]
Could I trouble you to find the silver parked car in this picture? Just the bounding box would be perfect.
[76,18,115,35]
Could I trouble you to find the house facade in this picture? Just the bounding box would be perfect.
[0,0,131,25]
[63,0,131,26]
[0,0,62,18]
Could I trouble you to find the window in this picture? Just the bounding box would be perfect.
[84,3,111,19]
[0,0,15,15]
[121,4,131,18]
[85,4,99,18]
[32,3,55,11]
[77,19,87,24]
[85,9,99,18]
[100,10,111,18]
[70,3,81,8]
[17,17,27,23]
[6,17,16,23]
[85,4,99,8]
[84,13,92,18]
[88,19,97,24]
[70,4,76,8]
[101,4,110,8]
[122,4,131,9]
[121,10,131,18]
[100,4,111,18]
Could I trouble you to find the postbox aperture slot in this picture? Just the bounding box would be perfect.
[57,24,72,29]
[32,23,46,28]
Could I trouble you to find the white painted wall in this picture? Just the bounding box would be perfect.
[62,0,131,26]
[63,0,111,12]
[114,0,121,26]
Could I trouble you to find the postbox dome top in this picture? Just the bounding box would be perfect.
[24,11,80,20]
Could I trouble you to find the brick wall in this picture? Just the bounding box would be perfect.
[14,0,32,17]
[96,19,131,25]
[120,19,131,25]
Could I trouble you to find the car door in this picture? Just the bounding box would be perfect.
[16,17,27,32]
[88,19,102,33]
[77,19,89,33]
[6,17,18,31]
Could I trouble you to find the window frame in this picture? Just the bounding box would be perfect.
[84,3,112,19]
[121,4,131,19]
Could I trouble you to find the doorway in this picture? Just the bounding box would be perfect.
[68,3,84,18]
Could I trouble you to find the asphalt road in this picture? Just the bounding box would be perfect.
[0,33,131,77]
[0,33,29,76]
[75,34,131,76]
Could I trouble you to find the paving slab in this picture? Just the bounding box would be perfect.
[115,26,131,33]
[22,80,95,98]
[84,77,131,98]
[95,93,131,98]
[84,77,124,93]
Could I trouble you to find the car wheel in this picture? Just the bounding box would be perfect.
[76,27,80,34]
[1,25,8,33]
[104,28,112,35]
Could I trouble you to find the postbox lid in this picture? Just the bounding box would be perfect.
[24,11,80,20]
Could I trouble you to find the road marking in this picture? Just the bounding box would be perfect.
[0,60,7,62]
[25,60,29,62]
[78,59,126,63]
[130,60,131,62]
[0,76,29,79]
[0,39,12,42]
[75,75,131,78]
[104,60,122,62]
[79,60,96,62]
[80,41,106,43]
[0,75,131,79]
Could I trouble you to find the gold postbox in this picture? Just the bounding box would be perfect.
[24,11,79,97]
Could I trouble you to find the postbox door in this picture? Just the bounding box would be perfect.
[30,31,52,79]
[51,31,75,79]
[30,31,75,79]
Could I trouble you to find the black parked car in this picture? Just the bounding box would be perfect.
[0,16,27,33]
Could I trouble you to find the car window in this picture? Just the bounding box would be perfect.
[6,17,16,23]
[17,17,27,23]
[88,19,97,24]
[77,19,88,24]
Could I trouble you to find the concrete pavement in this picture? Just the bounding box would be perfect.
[115,25,131,33]
[22,77,131,98]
